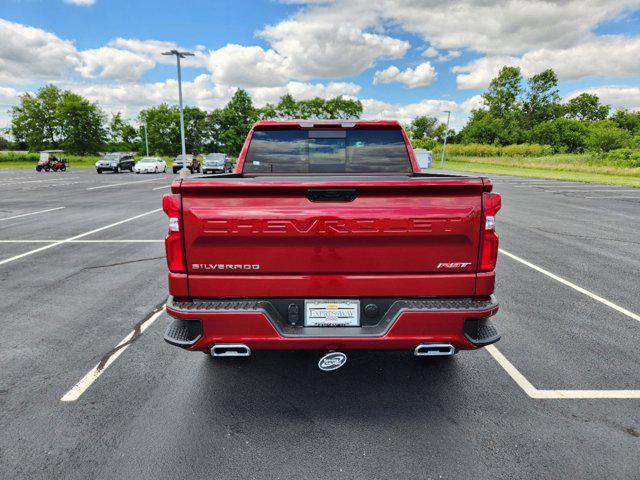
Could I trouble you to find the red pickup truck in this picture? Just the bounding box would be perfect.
[162,120,501,369]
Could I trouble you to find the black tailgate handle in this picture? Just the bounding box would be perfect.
[307,188,357,202]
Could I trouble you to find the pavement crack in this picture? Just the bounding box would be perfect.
[96,299,167,371]
[83,256,165,270]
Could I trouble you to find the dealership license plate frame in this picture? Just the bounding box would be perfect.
[304,300,360,327]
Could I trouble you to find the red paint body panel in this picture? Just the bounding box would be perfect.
[166,306,497,352]
[185,273,477,298]
[164,120,500,352]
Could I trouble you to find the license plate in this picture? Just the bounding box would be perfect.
[304,300,360,327]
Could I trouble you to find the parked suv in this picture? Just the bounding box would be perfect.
[172,154,200,174]
[96,153,135,173]
[202,153,232,174]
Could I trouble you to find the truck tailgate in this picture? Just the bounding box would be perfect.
[178,176,485,296]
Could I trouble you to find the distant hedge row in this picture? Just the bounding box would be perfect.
[601,149,640,168]
[412,142,555,157]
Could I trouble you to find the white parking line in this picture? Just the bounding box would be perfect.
[87,178,163,190]
[61,305,166,402]
[0,206,65,221]
[0,177,80,186]
[583,196,640,199]
[499,249,640,323]
[0,239,163,243]
[545,190,639,194]
[0,208,162,266]
[152,184,172,190]
[486,345,640,399]
[493,248,640,399]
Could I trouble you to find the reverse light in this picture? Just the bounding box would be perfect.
[162,193,185,273]
[479,192,501,272]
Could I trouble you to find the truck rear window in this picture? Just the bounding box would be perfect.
[243,129,412,173]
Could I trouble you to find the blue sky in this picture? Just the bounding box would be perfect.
[1,0,640,128]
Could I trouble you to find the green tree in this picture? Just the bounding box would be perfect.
[10,85,63,151]
[565,93,610,121]
[11,85,106,154]
[108,113,139,151]
[219,89,257,156]
[459,109,507,145]
[408,116,439,139]
[183,106,208,154]
[483,66,523,117]
[610,109,640,134]
[201,109,224,153]
[522,69,561,128]
[274,94,299,119]
[470,66,525,144]
[139,104,181,155]
[323,96,362,119]
[585,120,632,153]
[56,91,106,154]
[530,118,588,153]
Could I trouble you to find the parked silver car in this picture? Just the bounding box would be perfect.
[202,153,232,174]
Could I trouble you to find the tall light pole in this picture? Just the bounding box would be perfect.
[440,110,451,168]
[143,122,149,157]
[162,49,194,176]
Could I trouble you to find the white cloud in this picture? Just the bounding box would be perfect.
[373,62,437,88]
[421,47,461,62]
[59,74,236,118]
[259,20,409,79]
[0,19,79,84]
[422,46,439,58]
[249,81,361,106]
[459,94,486,112]
[77,47,155,81]
[566,86,640,111]
[0,87,21,129]
[208,44,290,88]
[107,38,208,68]
[64,0,96,5]
[276,0,640,56]
[453,36,640,89]
[361,98,458,125]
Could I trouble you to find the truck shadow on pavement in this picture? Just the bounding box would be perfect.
[191,350,477,425]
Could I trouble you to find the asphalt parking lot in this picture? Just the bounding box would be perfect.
[0,167,638,479]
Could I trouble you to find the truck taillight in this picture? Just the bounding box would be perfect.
[479,192,501,272]
[162,193,185,273]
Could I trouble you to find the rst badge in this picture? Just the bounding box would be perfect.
[437,262,472,269]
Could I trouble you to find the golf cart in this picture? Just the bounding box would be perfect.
[36,150,67,172]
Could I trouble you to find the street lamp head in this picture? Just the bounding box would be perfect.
[162,50,195,58]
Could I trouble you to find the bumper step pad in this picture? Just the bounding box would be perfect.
[164,318,202,347]
[463,318,500,346]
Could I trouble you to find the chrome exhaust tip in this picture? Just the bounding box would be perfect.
[413,343,456,357]
[210,344,251,357]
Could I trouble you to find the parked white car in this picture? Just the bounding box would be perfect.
[134,157,167,174]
